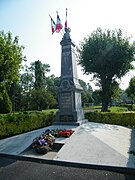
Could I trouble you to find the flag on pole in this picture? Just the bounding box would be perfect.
[49,15,56,34]
[65,8,68,29]
[55,11,63,33]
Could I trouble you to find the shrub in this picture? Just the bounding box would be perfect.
[0,111,56,139]
[85,112,135,127]
[0,83,12,114]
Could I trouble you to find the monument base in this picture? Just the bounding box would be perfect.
[53,119,88,126]
[54,109,88,126]
[53,121,80,126]
[55,109,87,126]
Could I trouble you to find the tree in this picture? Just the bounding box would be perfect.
[28,88,57,110]
[18,61,58,111]
[79,79,93,106]
[0,83,12,113]
[46,74,59,100]
[29,60,50,89]
[92,90,102,105]
[77,28,135,111]
[34,60,45,88]
[0,31,25,88]
[0,31,25,113]
[126,77,135,109]
[108,80,121,106]
[18,72,34,112]
[119,90,131,104]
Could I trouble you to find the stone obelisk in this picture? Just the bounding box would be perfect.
[55,28,85,125]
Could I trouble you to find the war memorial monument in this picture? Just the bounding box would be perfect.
[55,28,86,125]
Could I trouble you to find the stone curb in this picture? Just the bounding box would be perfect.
[0,153,135,175]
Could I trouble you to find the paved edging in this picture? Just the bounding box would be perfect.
[0,153,135,175]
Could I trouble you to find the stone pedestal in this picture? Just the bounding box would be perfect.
[55,29,85,125]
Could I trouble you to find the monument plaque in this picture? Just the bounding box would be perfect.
[55,28,85,125]
[61,92,71,109]
[60,115,73,122]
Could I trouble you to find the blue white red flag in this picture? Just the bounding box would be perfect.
[55,12,63,33]
[49,15,56,34]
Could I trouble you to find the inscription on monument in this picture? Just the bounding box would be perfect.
[60,115,73,122]
[61,92,72,109]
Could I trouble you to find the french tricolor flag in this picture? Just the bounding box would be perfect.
[55,12,63,33]
[49,15,56,34]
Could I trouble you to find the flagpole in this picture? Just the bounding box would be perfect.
[60,31,64,37]
[62,28,64,35]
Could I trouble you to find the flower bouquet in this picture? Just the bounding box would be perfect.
[32,129,55,154]
[32,129,74,154]
[51,129,74,138]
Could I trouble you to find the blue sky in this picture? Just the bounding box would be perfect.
[1,0,135,90]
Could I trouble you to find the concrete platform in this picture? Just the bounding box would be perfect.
[0,125,77,155]
[0,122,135,169]
[54,122,135,168]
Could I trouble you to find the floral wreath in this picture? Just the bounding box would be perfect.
[32,129,74,154]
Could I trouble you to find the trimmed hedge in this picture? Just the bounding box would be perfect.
[0,111,55,139]
[85,112,135,127]
[1,111,135,139]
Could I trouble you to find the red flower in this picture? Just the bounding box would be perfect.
[66,132,70,137]
[56,129,74,137]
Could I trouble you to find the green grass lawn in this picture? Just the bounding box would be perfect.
[108,106,128,112]
[44,106,128,113]
[84,105,129,112]
[42,109,58,114]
